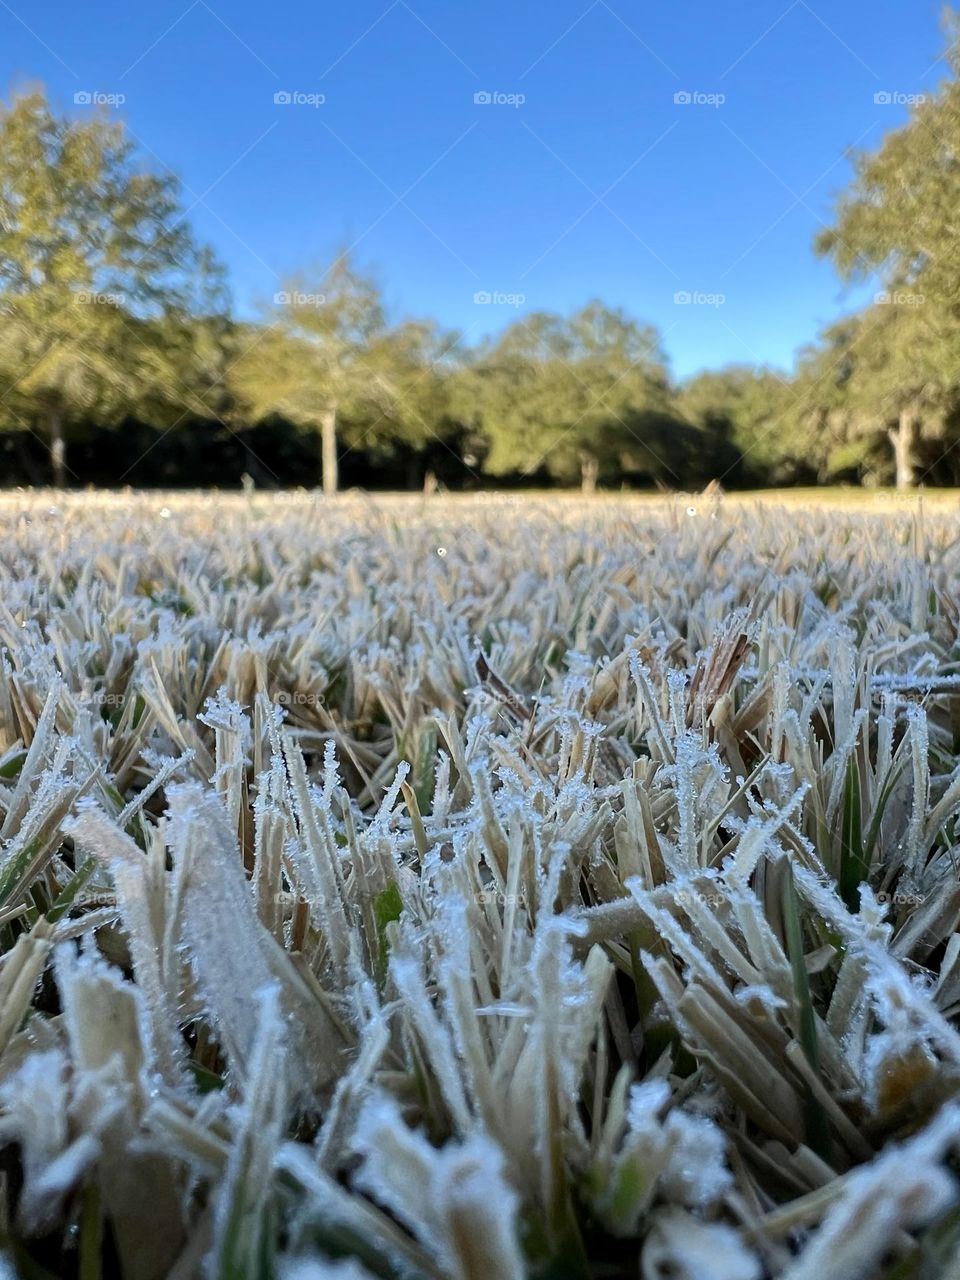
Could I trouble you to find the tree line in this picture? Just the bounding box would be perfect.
[4,33,960,492]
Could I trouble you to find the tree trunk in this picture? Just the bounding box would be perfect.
[320,405,338,496]
[580,453,599,495]
[888,408,919,490]
[48,405,66,489]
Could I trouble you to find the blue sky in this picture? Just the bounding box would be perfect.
[0,0,950,378]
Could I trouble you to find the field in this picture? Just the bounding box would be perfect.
[1,489,960,1279]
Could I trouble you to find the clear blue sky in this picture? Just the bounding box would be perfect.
[0,0,950,378]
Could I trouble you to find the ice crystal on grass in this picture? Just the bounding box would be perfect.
[1,491,960,1276]
[642,1209,761,1280]
[280,1261,376,1280]
[354,1095,525,1280]
[0,1049,96,1233]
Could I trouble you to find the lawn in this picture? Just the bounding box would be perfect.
[0,489,958,1280]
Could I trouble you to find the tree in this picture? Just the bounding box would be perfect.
[815,15,960,486]
[0,88,224,485]
[231,253,444,495]
[357,317,461,486]
[788,304,954,487]
[456,302,677,492]
[678,365,796,484]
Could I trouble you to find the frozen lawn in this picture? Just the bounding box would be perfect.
[0,490,958,1279]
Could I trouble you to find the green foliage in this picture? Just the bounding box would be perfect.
[678,365,796,481]
[838,754,866,911]
[230,252,455,492]
[373,880,404,984]
[812,16,960,485]
[0,89,225,483]
[455,301,694,490]
[232,253,387,429]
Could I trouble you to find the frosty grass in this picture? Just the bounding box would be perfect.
[0,490,959,1279]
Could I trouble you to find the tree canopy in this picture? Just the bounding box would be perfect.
[457,302,687,491]
[813,19,960,485]
[229,255,457,494]
[0,90,224,484]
